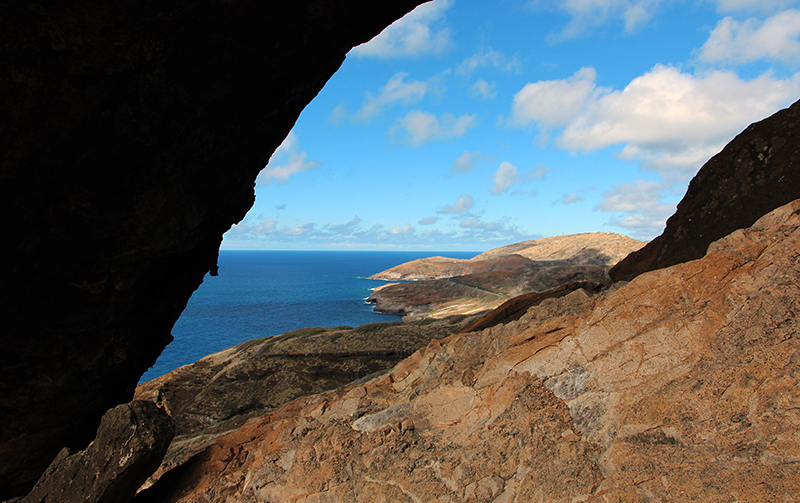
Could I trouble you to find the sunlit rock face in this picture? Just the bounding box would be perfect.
[610,99,800,282]
[0,1,427,498]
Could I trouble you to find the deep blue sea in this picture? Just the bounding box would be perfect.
[140,250,477,382]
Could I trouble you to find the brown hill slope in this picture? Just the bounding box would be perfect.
[136,199,800,503]
[471,232,645,264]
[368,262,610,319]
[367,253,533,281]
[368,233,644,282]
[366,233,644,321]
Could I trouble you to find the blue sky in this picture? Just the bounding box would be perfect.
[222,0,800,251]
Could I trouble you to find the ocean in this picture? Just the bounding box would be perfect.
[140,250,477,383]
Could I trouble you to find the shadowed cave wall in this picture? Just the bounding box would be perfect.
[0,1,427,498]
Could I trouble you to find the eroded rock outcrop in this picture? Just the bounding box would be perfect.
[0,1,426,497]
[610,99,800,282]
[22,401,174,503]
[137,200,800,501]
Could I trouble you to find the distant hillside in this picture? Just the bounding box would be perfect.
[471,232,645,264]
[367,232,646,320]
[367,254,533,281]
[369,232,645,282]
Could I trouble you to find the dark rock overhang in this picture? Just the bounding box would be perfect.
[0,1,428,498]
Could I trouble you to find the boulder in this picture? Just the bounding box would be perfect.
[22,401,174,503]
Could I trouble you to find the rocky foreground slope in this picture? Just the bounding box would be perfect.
[134,199,800,502]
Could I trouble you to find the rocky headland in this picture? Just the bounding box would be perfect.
[367,233,645,320]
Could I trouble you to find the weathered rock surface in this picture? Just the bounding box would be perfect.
[21,401,174,503]
[610,99,800,282]
[134,317,477,438]
[137,201,800,502]
[455,280,606,335]
[0,1,425,497]
[132,316,478,489]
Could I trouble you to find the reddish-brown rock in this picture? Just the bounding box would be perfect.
[0,1,426,498]
[138,200,800,502]
[610,99,800,282]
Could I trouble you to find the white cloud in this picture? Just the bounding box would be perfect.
[560,192,585,204]
[330,215,362,234]
[595,180,676,237]
[596,179,665,212]
[448,151,494,175]
[543,0,666,41]
[456,47,522,76]
[470,79,497,99]
[389,224,416,235]
[391,110,478,146]
[527,166,551,180]
[257,132,319,185]
[510,64,800,175]
[458,215,517,235]
[350,0,454,58]
[281,222,315,236]
[328,103,348,126]
[225,219,277,238]
[714,0,800,14]
[222,213,542,249]
[490,162,520,195]
[697,10,800,65]
[509,67,601,130]
[438,194,475,214]
[489,162,548,195]
[353,73,429,121]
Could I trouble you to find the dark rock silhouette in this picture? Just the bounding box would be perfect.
[0,1,426,498]
[610,99,800,282]
[21,401,174,503]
